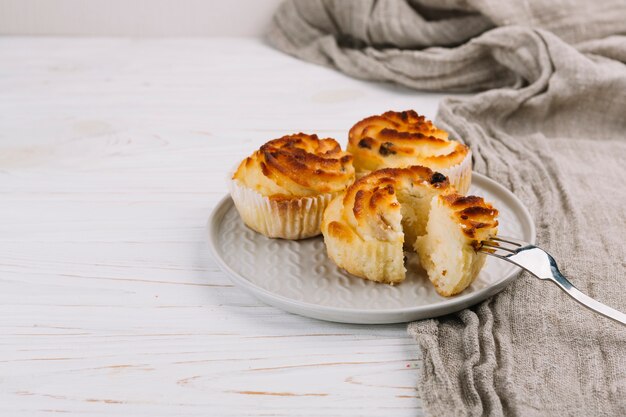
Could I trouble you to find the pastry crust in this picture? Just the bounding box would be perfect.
[347,110,472,193]
[234,133,354,196]
[321,166,451,284]
[322,166,498,295]
[440,194,499,241]
[231,133,355,239]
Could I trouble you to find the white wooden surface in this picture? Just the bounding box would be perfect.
[0,0,283,36]
[0,37,451,416]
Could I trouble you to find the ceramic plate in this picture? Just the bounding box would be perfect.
[207,173,535,324]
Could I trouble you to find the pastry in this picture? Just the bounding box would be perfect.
[321,166,451,284]
[321,166,498,295]
[230,133,355,239]
[415,194,498,296]
[347,110,472,193]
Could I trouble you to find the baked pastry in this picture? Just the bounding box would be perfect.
[230,133,355,239]
[347,110,472,193]
[415,194,498,296]
[321,166,498,295]
[321,166,452,284]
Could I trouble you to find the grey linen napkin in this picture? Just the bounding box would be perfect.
[267,1,626,416]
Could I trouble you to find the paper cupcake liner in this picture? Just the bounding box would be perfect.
[353,150,472,194]
[229,179,334,240]
[439,150,472,194]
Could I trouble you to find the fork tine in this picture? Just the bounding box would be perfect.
[478,235,526,259]
[478,240,517,258]
[482,240,517,253]
[491,235,525,247]
[478,246,510,259]
[485,237,520,251]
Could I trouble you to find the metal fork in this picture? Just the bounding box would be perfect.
[480,236,626,325]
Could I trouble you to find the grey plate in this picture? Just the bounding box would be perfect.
[207,173,536,324]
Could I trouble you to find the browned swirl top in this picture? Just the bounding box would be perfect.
[441,194,499,240]
[348,110,469,172]
[340,166,451,240]
[233,133,355,197]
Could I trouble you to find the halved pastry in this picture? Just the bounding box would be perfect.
[321,166,452,284]
[348,110,472,193]
[415,194,498,296]
[230,133,354,240]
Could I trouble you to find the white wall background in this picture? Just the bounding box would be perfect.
[0,0,283,36]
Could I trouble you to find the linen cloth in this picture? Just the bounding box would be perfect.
[267,1,626,416]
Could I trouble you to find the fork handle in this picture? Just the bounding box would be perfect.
[551,271,626,325]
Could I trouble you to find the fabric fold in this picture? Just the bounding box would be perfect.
[268,1,626,416]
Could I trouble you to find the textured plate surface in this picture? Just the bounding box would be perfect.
[208,173,535,324]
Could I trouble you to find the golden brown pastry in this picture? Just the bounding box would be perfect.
[415,194,498,296]
[230,133,355,239]
[321,166,452,284]
[347,110,472,193]
[321,165,498,295]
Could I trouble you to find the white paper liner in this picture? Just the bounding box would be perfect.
[353,150,472,193]
[439,149,472,194]
[229,179,334,240]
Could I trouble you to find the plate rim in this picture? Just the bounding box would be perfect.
[207,172,536,323]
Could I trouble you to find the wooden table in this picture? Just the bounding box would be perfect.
[0,37,452,416]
